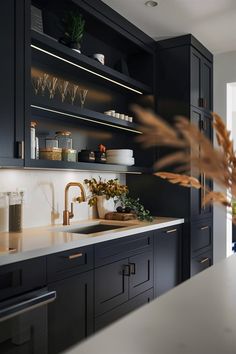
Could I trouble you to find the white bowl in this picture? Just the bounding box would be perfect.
[106,149,133,158]
[106,156,135,166]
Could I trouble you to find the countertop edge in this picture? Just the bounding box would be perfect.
[0,218,184,266]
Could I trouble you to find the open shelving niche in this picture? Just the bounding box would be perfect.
[28,1,155,174]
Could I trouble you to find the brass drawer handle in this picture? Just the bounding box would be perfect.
[200,226,209,230]
[199,257,209,264]
[166,228,177,234]
[68,253,83,260]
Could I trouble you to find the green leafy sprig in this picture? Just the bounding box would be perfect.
[118,195,153,222]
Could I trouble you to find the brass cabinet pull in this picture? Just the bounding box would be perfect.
[129,263,136,275]
[199,257,209,264]
[200,226,209,230]
[166,228,177,234]
[203,173,206,210]
[68,252,83,260]
[123,264,131,277]
[18,141,24,159]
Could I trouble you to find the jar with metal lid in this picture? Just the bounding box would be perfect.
[55,131,72,149]
[8,192,23,232]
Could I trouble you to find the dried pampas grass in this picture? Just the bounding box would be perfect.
[132,105,235,216]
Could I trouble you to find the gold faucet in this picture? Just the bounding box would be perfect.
[63,182,86,225]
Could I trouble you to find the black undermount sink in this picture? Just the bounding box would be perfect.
[70,223,126,234]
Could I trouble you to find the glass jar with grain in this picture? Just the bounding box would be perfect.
[8,192,23,232]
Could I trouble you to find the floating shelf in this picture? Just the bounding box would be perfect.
[31,30,152,95]
[26,159,149,174]
[31,97,142,134]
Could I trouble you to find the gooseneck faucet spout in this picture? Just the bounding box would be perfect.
[63,182,86,225]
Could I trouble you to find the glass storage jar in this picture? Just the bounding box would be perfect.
[55,131,72,149]
[62,149,77,162]
[8,192,23,232]
[0,193,8,232]
[39,147,62,161]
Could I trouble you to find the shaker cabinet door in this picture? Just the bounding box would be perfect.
[190,47,213,112]
[154,226,182,297]
[48,271,94,354]
[129,251,153,299]
[95,259,129,316]
[0,1,25,166]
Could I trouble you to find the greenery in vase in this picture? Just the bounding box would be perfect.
[64,10,85,46]
[84,177,128,207]
[117,195,153,222]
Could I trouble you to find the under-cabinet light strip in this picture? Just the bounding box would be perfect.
[31,104,142,134]
[25,167,142,174]
[31,44,143,95]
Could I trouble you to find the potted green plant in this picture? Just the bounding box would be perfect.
[60,10,85,53]
[84,177,128,218]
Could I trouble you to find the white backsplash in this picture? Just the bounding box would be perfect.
[0,170,125,229]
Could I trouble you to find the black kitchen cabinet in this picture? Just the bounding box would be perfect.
[48,270,94,354]
[191,218,213,255]
[0,1,25,167]
[191,107,213,219]
[154,226,182,297]
[95,288,153,332]
[95,259,129,316]
[191,47,213,111]
[127,34,213,281]
[95,251,153,317]
[191,248,213,276]
[129,251,153,298]
[47,246,94,353]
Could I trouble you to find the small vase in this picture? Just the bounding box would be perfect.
[96,195,115,219]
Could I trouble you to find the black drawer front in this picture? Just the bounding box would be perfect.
[191,249,213,276]
[47,246,94,282]
[191,219,212,254]
[95,232,153,267]
[0,257,46,301]
[95,288,153,332]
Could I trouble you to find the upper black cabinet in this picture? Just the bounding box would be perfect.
[190,48,213,111]
[156,34,213,119]
[0,1,25,167]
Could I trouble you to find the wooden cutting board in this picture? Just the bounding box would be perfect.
[105,212,137,221]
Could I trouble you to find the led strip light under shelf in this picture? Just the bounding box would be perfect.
[31,105,142,134]
[31,44,143,95]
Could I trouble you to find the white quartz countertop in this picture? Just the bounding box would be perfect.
[0,217,184,266]
[67,254,236,354]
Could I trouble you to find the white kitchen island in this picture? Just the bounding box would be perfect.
[67,254,236,354]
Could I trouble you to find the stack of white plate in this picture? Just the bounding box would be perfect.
[106,149,135,166]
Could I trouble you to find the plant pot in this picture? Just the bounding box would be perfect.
[96,195,115,219]
[70,41,81,53]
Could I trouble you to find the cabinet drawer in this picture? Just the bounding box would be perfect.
[95,288,153,332]
[47,246,94,282]
[95,231,153,267]
[191,219,212,254]
[0,257,46,301]
[191,249,213,276]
